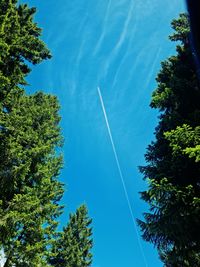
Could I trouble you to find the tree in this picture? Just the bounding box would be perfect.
[138,14,200,266]
[0,1,93,266]
[0,92,64,266]
[0,0,51,91]
[0,1,63,266]
[49,205,93,267]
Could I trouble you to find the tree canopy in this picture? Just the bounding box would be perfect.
[49,205,93,267]
[0,1,93,266]
[138,13,200,266]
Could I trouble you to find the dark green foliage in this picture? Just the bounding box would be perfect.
[49,205,93,267]
[138,14,200,266]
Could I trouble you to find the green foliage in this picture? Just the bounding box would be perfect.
[0,0,51,89]
[0,1,93,266]
[165,124,200,162]
[138,13,200,266]
[0,92,64,266]
[49,205,93,267]
[0,3,63,264]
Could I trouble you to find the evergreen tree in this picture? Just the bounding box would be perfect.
[49,205,93,267]
[138,14,200,266]
[0,1,63,266]
[0,92,64,266]
[0,0,50,91]
[0,1,94,266]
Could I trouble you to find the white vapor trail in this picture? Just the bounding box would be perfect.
[97,87,148,267]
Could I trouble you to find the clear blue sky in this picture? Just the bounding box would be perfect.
[22,1,185,266]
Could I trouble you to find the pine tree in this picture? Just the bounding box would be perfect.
[0,1,94,266]
[0,0,50,91]
[0,1,64,266]
[49,205,93,267]
[138,14,200,266]
[0,92,64,266]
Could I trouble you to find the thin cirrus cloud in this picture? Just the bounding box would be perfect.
[50,0,159,101]
[93,0,136,80]
[52,0,166,127]
[112,0,135,54]
[93,0,113,56]
[22,0,185,267]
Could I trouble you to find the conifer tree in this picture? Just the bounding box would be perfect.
[0,1,94,266]
[0,0,51,90]
[138,14,200,266]
[0,92,64,266]
[49,205,93,267]
[0,1,63,266]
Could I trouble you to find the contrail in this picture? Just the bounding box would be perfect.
[97,87,148,267]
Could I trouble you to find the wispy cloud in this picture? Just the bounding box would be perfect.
[112,0,135,54]
[111,22,138,88]
[144,47,162,89]
[93,0,112,56]
[95,0,137,82]
[133,46,162,116]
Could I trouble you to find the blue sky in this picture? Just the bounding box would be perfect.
[23,1,185,266]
